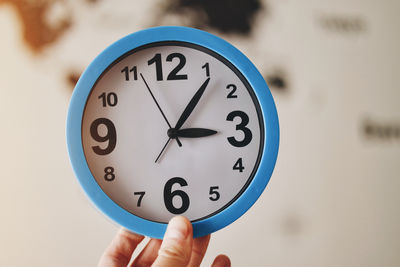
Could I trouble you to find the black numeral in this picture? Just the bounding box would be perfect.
[104,166,115,181]
[226,84,238,98]
[166,53,188,80]
[148,53,188,81]
[90,118,117,155]
[202,62,210,77]
[98,92,118,107]
[209,186,220,201]
[148,53,163,81]
[134,191,145,207]
[121,66,138,81]
[233,158,245,172]
[163,177,190,214]
[226,111,252,147]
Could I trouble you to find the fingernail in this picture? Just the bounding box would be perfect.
[164,216,189,241]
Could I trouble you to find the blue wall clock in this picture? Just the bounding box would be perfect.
[67,26,279,238]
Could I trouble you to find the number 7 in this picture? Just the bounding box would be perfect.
[134,191,145,207]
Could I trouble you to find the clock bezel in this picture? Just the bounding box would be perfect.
[67,26,279,238]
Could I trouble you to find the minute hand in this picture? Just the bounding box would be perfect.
[174,77,210,130]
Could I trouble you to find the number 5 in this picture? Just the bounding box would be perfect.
[209,186,220,201]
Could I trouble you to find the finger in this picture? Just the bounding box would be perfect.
[187,235,211,267]
[152,216,193,267]
[98,229,144,267]
[131,238,162,267]
[211,254,231,267]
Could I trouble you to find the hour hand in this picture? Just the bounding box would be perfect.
[168,128,218,138]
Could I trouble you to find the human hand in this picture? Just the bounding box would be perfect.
[98,216,231,267]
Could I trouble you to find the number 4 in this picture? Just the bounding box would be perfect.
[233,158,245,172]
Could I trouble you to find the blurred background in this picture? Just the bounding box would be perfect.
[0,0,399,266]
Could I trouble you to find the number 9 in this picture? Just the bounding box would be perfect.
[90,118,117,155]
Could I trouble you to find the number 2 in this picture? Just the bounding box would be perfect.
[167,53,188,80]
[226,84,238,98]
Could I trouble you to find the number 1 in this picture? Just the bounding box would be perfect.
[202,62,210,77]
[148,53,163,81]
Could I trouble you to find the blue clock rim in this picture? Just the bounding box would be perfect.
[66,26,279,239]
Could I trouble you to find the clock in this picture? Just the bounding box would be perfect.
[66,26,279,238]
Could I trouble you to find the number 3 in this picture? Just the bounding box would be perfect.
[226,110,253,147]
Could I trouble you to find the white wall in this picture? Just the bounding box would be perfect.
[0,0,399,266]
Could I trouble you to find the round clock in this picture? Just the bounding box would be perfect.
[67,26,279,238]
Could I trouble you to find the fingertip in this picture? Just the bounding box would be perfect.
[169,216,192,229]
[152,216,193,267]
[211,254,231,267]
[196,233,211,244]
[164,216,192,241]
[98,228,144,267]
[131,238,162,266]
[187,234,211,267]
[119,228,144,240]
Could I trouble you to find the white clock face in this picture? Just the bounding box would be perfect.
[81,42,264,223]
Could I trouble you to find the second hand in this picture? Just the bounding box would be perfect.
[155,138,171,163]
[140,73,182,147]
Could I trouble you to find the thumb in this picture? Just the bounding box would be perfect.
[152,216,193,267]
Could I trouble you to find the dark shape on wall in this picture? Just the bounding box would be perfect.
[166,0,263,35]
[362,118,400,141]
[0,0,71,53]
[265,70,288,92]
[281,213,303,236]
[66,71,81,90]
[318,15,367,34]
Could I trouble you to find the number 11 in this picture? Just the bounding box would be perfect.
[121,66,138,81]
